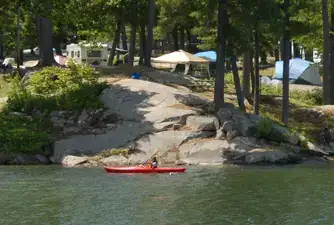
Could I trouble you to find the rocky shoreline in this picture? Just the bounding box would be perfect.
[1,79,334,167]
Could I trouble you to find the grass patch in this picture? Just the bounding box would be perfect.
[0,75,12,98]
[260,85,323,106]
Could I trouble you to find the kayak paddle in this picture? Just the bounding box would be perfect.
[143,149,160,165]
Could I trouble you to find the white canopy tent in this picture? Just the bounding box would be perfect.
[152,50,211,77]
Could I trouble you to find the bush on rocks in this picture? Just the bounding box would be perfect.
[6,62,108,114]
[255,118,288,143]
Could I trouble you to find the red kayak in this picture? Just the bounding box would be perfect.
[104,166,186,173]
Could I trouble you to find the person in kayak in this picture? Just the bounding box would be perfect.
[149,156,158,169]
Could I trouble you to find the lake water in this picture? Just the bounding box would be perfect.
[1,165,334,225]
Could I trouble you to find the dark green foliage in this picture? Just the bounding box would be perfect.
[2,62,108,155]
[6,62,107,114]
[255,118,288,143]
[0,114,53,155]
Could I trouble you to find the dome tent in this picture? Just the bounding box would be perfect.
[273,58,322,86]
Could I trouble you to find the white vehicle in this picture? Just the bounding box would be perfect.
[313,49,322,64]
[65,42,110,66]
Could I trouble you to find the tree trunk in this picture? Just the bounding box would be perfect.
[145,0,155,67]
[253,24,260,115]
[243,52,252,101]
[282,0,290,125]
[322,0,331,104]
[139,23,146,65]
[16,6,21,70]
[53,35,62,55]
[251,53,255,96]
[161,39,165,54]
[172,26,179,51]
[39,17,55,66]
[0,31,4,59]
[108,20,121,66]
[293,42,301,58]
[164,33,170,51]
[274,46,279,61]
[186,29,192,52]
[35,0,55,66]
[128,23,136,66]
[179,26,185,50]
[19,49,24,65]
[279,39,284,60]
[121,23,128,50]
[231,55,246,112]
[260,51,268,65]
[330,5,334,103]
[214,0,227,108]
[305,49,313,61]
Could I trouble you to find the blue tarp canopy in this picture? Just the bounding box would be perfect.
[195,51,231,62]
[195,51,217,61]
[273,58,322,85]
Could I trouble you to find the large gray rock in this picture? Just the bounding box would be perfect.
[50,110,73,127]
[301,142,330,157]
[144,70,200,89]
[62,126,82,135]
[186,116,219,131]
[128,153,148,165]
[99,79,204,123]
[215,128,226,140]
[222,121,233,132]
[0,152,14,164]
[62,155,88,167]
[217,108,256,137]
[100,155,129,166]
[231,112,256,137]
[77,110,90,127]
[222,137,260,160]
[52,121,153,163]
[12,154,40,165]
[132,130,212,159]
[226,130,241,141]
[35,155,50,164]
[179,140,226,164]
[244,148,299,164]
[288,132,300,146]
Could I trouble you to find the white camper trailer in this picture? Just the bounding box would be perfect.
[65,43,110,66]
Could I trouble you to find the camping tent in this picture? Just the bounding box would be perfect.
[273,58,322,86]
[151,50,210,77]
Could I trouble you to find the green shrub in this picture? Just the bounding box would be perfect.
[100,148,129,158]
[255,118,288,143]
[0,114,53,155]
[6,62,108,113]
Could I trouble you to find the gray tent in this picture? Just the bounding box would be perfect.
[273,58,322,86]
